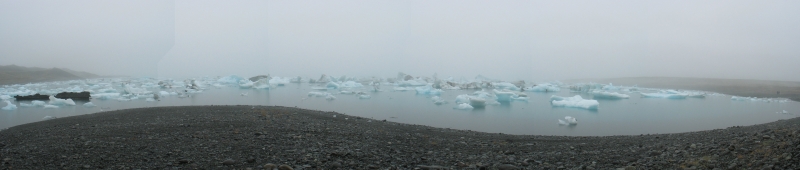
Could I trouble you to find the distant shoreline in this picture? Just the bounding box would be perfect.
[566,77,800,102]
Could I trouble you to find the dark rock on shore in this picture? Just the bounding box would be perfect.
[1,105,798,169]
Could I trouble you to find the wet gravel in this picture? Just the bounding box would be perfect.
[1,105,798,169]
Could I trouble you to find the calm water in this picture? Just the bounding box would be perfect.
[2,83,799,136]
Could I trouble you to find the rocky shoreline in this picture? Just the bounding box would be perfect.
[1,105,798,169]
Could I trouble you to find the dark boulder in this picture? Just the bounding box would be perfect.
[55,91,91,100]
[249,75,270,82]
[13,93,50,100]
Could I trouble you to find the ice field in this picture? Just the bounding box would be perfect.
[1,73,798,136]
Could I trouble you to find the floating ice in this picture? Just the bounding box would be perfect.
[19,102,34,107]
[469,97,486,108]
[393,87,412,91]
[92,93,120,100]
[492,82,520,91]
[431,96,447,105]
[43,104,59,109]
[551,95,599,110]
[455,94,471,104]
[146,98,156,102]
[325,94,336,100]
[49,96,76,106]
[308,91,331,97]
[239,80,254,89]
[32,100,46,106]
[358,94,371,99]
[83,102,96,107]
[0,95,11,100]
[590,90,630,99]
[494,89,516,102]
[558,116,577,125]
[731,96,789,103]
[269,77,291,86]
[2,101,17,110]
[160,91,170,96]
[217,75,244,84]
[253,79,271,89]
[339,81,364,88]
[640,91,688,99]
[526,83,561,92]
[453,103,474,110]
[415,86,443,95]
[326,82,341,89]
[397,79,427,87]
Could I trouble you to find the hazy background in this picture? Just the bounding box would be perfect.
[1,0,798,82]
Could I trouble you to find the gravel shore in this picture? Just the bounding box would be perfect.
[1,105,798,169]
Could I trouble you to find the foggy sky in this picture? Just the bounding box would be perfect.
[1,0,799,82]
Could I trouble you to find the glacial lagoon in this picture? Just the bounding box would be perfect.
[2,77,798,136]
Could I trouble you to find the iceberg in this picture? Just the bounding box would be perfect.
[253,79,271,89]
[590,90,630,99]
[558,116,578,125]
[238,80,254,89]
[397,79,427,87]
[453,103,474,110]
[393,87,412,91]
[339,81,364,88]
[455,94,471,104]
[308,91,331,97]
[2,101,17,110]
[32,100,46,106]
[0,95,11,100]
[640,91,687,99]
[42,116,56,120]
[19,102,35,107]
[493,89,516,102]
[492,82,520,91]
[326,82,341,89]
[44,104,59,109]
[469,97,486,108]
[731,96,789,103]
[218,75,244,84]
[269,77,290,86]
[49,96,76,106]
[325,94,336,100]
[415,86,443,95]
[526,83,561,92]
[92,93,120,100]
[83,102,96,107]
[358,94,371,99]
[550,95,599,110]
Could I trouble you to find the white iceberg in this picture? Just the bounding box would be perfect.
[253,79,271,89]
[49,96,76,106]
[83,102,96,107]
[558,116,577,125]
[2,101,17,110]
[393,87,412,91]
[339,81,364,88]
[494,89,516,102]
[358,94,371,99]
[590,90,630,99]
[326,82,341,89]
[32,100,46,107]
[43,104,59,109]
[19,102,35,107]
[42,116,56,120]
[640,91,688,99]
[92,93,121,100]
[731,96,789,103]
[217,75,244,84]
[269,77,291,86]
[453,103,474,110]
[0,95,11,100]
[238,80,254,89]
[469,97,486,108]
[551,95,599,110]
[526,83,561,92]
[308,91,331,97]
[397,79,427,87]
[492,82,520,91]
[455,94,471,104]
[325,94,336,100]
[415,86,443,95]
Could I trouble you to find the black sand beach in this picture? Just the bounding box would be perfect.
[1,105,798,169]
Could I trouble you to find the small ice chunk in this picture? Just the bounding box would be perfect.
[550,95,599,110]
[239,80,254,89]
[308,91,331,97]
[146,98,156,102]
[358,94,371,99]
[49,96,76,106]
[453,103,474,110]
[325,94,336,100]
[526,83,561,92]
[32,100,46,106]
[269,77,291,86]
[393,87,411,91]
[431,96,447,105]
[455,94,471,104]
[83,102,96,107]
[44,104,59,109]
[19,102,35,107]
[253,79,271,89]
[590,90,630,99]
[92,93,120,100]
[469,97,486,108]
[2,101,17,110]
[326,82,341,89]
[492,82,520,91]
[339,81,364,88]
[217,75,244,84]
[558,116,577,125]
